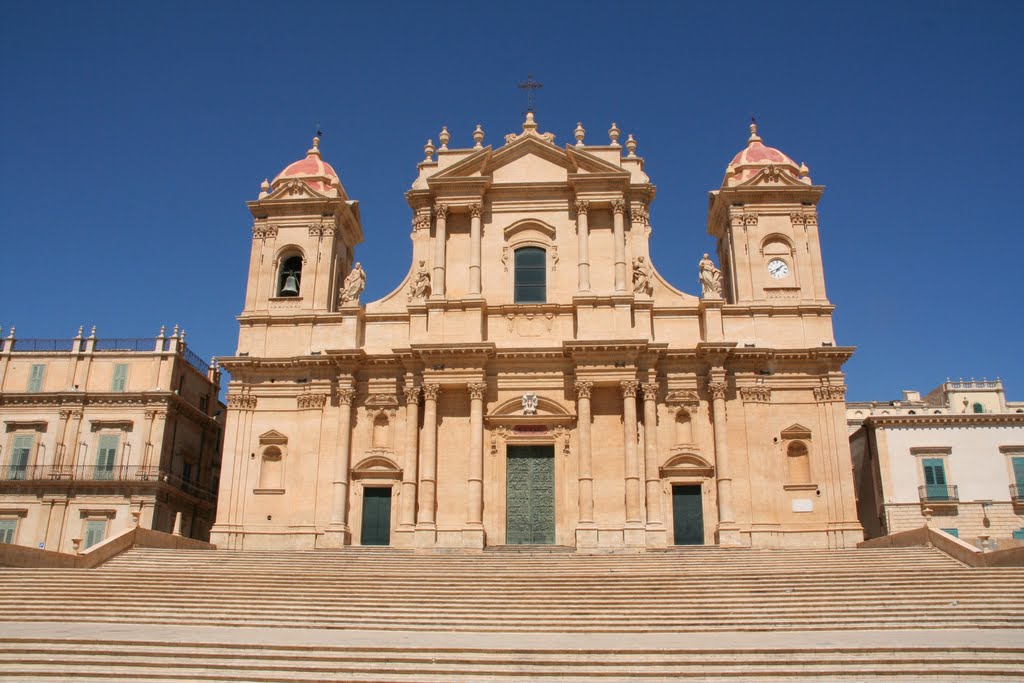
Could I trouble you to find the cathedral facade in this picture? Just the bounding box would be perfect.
[211,115,862,550]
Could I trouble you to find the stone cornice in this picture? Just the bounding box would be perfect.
[218,356,344,371]
[866,413,1024,428]
[0,391,217,429]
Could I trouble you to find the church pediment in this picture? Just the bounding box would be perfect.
[486,394,576,426]
[258,430,288,445]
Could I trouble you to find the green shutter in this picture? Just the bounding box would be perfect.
[1012,457,1024,486]
[1013,529,1024,541]
[96,435,118,479]
[940,528,959,538]
[8,435,32,480]
[27,364,45,392]
[0,520,16,544]
[84,520,106,549]
[112,364,128,392]
[923,458,949,499]
[973,403,984,414]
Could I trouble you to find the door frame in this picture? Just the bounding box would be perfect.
[359,486,393,546]
[501,440,557,545]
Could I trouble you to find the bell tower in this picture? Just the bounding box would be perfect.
[241,137,363,324]
[707,123,828,306]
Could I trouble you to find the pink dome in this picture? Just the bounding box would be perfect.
[724,123,803,186]
[270,137,340,195]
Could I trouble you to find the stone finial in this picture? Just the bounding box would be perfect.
[608,122,621,146]
[180,328,187,341]
[308,136,321,157]
[439,126,450,150]
[76,326,84,338]
[89,325,96,338]
[523,111,538,133]
[748,118,762,143]
[574,122,585,147]
[725,163,736,179]
[625,134,637,157]
[799,161,810,178]
[158,325,165,337]
[473,124,484,148]
[423,139,435,161]
[172,324,179,338]
[259,178,270,199]
[6,326,14,339]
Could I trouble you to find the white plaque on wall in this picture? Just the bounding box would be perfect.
[792,499,813,513]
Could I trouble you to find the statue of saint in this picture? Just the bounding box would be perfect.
[409,260,431,300]
[698,253,723,298]
[340,262,366,304]
[632,256,652,295]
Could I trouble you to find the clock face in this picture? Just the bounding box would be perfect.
[767,259,789,279]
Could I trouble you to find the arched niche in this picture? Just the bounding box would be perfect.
[255,430,288,493]
[780,424,815,489]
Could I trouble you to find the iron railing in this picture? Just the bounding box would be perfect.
[0,464,216,502]
[93,338,157,352]
[918,484,959,503]
[1011,484,1022,502]
[7,338,80,352]
[182,346,210,374]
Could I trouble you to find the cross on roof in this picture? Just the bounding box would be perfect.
[518,74,543,113]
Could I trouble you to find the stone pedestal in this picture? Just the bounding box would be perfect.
[319,527,350,548]
[575,525,599,548]
[717,525,743,547]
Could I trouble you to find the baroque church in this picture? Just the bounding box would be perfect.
[211,114,862,550]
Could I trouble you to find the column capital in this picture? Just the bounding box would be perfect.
[611,198,626,214]
[402,386,421,404]
[422,383,441,401]
[574,199,590,215]
[469,203,483,218]
[467,382,487,400]
[620,380,639,398]
[707,381,728,400]
[336,388,356,405]
[434,203,449,219]
[412,213,431,231]
[641,382,659,401]
[573,380,593,399]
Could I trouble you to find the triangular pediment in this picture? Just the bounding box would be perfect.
[781,423,813,439]
[564,145,632,176]
[736,165,808,189]
[258,429,288,445]
[264,178,328,200]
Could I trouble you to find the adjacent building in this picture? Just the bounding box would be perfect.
[212,115,863,551]
[849,378,1024,543]
[0,326,225,551]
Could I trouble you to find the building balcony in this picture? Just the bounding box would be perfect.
[0,464,217,504]
[918,484,959,506]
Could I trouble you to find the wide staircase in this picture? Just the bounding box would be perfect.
[0,545,1022,681]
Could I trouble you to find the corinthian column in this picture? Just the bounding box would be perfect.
[330,386,356,531]
[575,200,591,293]
[621,380,641,524]
[467,382,487,526]
[709,379,737,533]
[612,198,627,293]
[574,380,594,523]
[641,383,662,525]
[469,204,482,296]
[432,204,448,298]
[399,385,421,531]
[417,383,440,528]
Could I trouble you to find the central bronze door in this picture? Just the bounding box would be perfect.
[506,445,555,544]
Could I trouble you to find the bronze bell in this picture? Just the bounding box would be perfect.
[280,275,299,296]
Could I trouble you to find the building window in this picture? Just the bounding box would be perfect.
[95,435,119,480]
[27,364,45,393]
[922,457,950,499]
[278,255,302,297]
[84,520,106,549]
[7,435,32,480]
[112,363,128,392]
[973,402,984,414]
[514,247,546,303]
[0,519,16,544]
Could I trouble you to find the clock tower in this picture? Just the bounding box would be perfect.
[707,123,829,306]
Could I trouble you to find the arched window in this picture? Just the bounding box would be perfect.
[973,402,984,414]
[259,446,283,489]
[277,255,302,297]
[514,247,546,303]
[787,441,811,484]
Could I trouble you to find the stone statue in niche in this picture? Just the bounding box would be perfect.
[340,263,366,304]
[408,260,431,300]
[522,393,538,415]
[698,253,723,298]
[632,256,652,295]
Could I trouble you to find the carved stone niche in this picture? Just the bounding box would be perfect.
[364,393,399,453]
[664,390,700,452]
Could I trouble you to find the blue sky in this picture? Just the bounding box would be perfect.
[1,2,1021,401]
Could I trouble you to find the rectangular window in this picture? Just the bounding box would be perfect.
[0,519,16,544]
[95,435,118,480]
[1012,456,1024,485]
[922,458,949,499]
[7,435,32,480]
[940,528,959,538]
[84,520,106,549]
[112,363,128,392]
[27,364,45,392]
[514,247,547,304]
